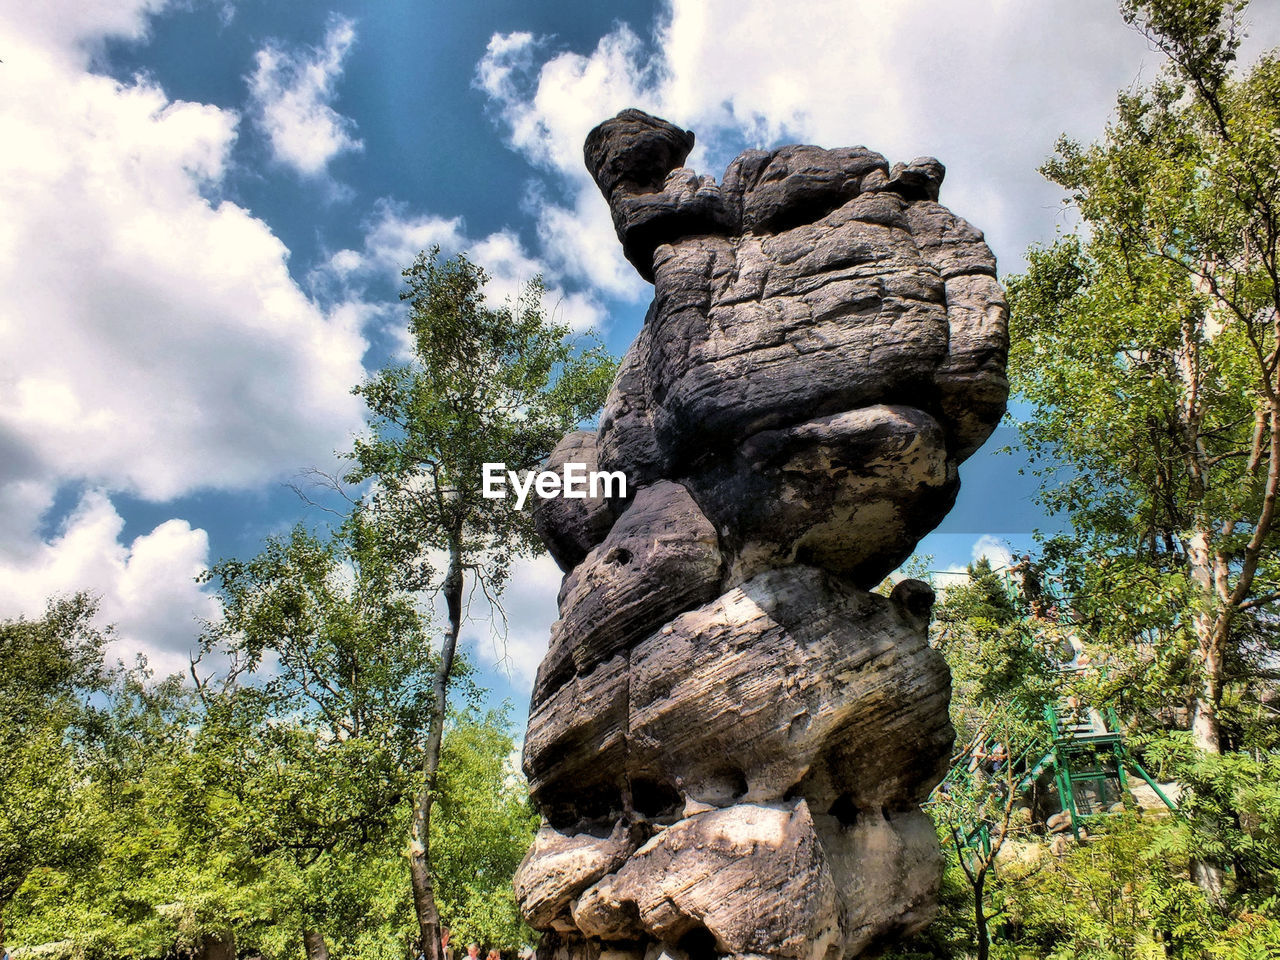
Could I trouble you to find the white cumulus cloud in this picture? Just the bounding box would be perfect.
[319,200,606,334]
[476,0,1280,290]
[7,0,169,66]
[0,6,367,503]
[0,1,368,667]
[248,14,364,178]
[475,28,654,302]
[0,491,219,678]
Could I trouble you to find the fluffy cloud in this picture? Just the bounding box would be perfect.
[971,534,1015,572]
[0,6,367,504]
[0,1,367,664]
[329,201,467,280]
[526,181,647,301]
[477,27,660,176]
[248,15,364,178]
[475,29,651,301]
[477,0,1280,288]
[463,553,560,688]
[321,200,606,333]
[9,0,169,64]
[0,491,219,678]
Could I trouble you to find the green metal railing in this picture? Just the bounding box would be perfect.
[1042,694,1178,840]
[924,564,1177,854]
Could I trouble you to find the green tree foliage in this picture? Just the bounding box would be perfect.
[348,248,616,592]
[8,662,533,960]
[988,801,1280,958]
[0,594,108,953]
[197,511,438,855]
[1003,814,1207,959]
[9,514,537,959]
[935,559,1053,716]
[886,553,1280,958]
[10,670,262,960]
[1007,0,1280,905]
[922,563,1057,960]
[345,247,615,959]
[431,712,538,951]
[1007,0,1280,757]
[195,513,443,959]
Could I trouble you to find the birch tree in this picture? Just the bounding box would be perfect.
[346,248,614,959]
[1008,0,1280,757]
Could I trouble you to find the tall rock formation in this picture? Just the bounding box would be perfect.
[516,109,1009,960]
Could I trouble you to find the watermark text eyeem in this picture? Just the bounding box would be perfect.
[482,462,627,510]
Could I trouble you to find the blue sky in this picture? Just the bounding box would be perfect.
[4,0,1279,717]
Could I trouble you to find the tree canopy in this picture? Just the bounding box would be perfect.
[1007,0,1280,757]
[0,594,109,951]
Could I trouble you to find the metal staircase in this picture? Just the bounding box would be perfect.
[932,695,1177,856]
[1040,684,1177,840]
[924,564,1178,853]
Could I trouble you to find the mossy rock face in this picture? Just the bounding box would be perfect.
[520,109,1010,960]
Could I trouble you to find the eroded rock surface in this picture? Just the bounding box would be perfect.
[518,109,1009,960]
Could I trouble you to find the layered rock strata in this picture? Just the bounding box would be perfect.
[516,109,1009,960]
